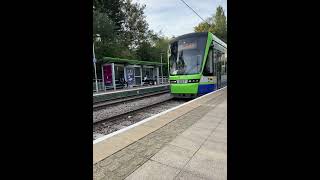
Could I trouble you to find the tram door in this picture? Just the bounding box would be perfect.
[215,51,222,89]
[217,62,221,89]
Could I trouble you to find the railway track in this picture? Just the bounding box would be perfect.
[93,89,170,111]
[93,98,188,140]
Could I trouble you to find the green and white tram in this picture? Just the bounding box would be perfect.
[168,32,227,98]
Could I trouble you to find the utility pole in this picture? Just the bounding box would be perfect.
[93,34,101,93]
[160,53,164,84]
[93,43,98,92]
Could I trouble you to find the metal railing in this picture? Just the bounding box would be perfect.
[159,76,169,84]
[93,79,105,92]
[93,76,169,93]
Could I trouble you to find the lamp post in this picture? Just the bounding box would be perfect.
[93,34,101,93]
[93,43,98,92]
[160,52,164,84]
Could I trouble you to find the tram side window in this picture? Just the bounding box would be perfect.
[222,62,226,75]
[222,54,227,75]
[203,49,214,76]
[221,56,225,75]
[213,51,217,76]
[222,65,226,75]
[214,51,223,75]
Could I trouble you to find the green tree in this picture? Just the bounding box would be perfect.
[93,0,150,60]
[194,17,215,32]
[135,31,170,62]
[135,42,157,61]
[155,36,170,76]
[194,6,227,42]
[93,10,115,42]
[214,6,227,42]
[93,0,172,63]
[93,10,123,59]
[122,0,149,48]
[93,0,125,32]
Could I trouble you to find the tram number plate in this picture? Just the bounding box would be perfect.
[177,79,187,84]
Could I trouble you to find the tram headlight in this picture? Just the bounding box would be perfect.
[187,79,200,83]
[170,80,177,84]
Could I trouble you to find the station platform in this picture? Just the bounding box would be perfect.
[93,87,227,180]
[93,84,170,104]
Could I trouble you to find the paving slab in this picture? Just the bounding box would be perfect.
[180,126,213,140]
[169,135,205,152]
[183,149,227,180]
[151,144,194,169]
[125,160,180,180]
[174,171,209,180]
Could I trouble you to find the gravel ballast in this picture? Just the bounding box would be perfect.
[93,93,172,123]
[93,99,187,140]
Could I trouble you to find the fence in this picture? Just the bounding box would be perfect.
[159,76,169,84]
[93,76,169,93]
[93,79,105,92]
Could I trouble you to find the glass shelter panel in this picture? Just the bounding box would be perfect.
[115,65,125,88]
[134,67,141,86]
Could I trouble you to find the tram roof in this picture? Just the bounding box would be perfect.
[102,57,165,66]
[210,33,227,48]
[170,32,208,43]
[170,32,227,49]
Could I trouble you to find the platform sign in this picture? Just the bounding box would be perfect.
[126,67,135,86]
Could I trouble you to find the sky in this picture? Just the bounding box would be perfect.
[132,0,227,38]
